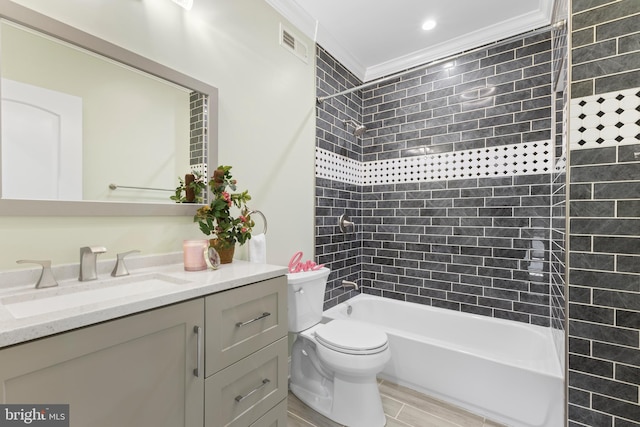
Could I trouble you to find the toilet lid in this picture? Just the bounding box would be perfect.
[314,319,388,355]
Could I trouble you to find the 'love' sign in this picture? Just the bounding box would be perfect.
[288,251,324,273]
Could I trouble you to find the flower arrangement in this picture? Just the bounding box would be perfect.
[194,166,254,249]
[170,171,207,203]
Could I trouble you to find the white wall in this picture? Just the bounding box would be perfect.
[0,0,316,270]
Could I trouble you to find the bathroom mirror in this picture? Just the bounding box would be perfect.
[0,1,218,216]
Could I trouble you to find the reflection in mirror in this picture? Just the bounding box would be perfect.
[2,20,198,203]
[0,1,217,216]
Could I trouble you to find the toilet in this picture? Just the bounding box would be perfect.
[287,267,390,427]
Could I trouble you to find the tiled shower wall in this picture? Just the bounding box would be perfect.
[316,46,363,307]
[316,31,558,325]
[568,1,640,426]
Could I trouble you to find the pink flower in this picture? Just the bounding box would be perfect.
[222,191,232,207]
[241,227,248,233]
[239,215,246,222]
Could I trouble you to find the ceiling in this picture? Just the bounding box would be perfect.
[265,0,554,82]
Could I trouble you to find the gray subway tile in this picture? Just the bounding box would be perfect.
[596,13,640,41]
[572,39,617,64]
[572,51,640,81]
[595,69,640,94]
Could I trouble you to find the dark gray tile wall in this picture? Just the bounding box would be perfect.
[316,32,556,324]
[569,1,640,425]
[355,31,554,324]
[316,46,363,308]
[361,31,552,160]
[571,0,640,97]
[359,175,552,325]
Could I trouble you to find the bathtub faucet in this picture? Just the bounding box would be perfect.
[341,280,359,291]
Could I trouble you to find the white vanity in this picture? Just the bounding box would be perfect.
[0,258,288,427]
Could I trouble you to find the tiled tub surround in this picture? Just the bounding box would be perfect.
[316,44,364,308]
[567,91,640,426]
[568,0,640,425]
[316,30,556,325]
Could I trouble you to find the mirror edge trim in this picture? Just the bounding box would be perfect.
[0,199,204,217]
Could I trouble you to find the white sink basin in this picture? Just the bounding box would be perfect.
[1,274,188,319]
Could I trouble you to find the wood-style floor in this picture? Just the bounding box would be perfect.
[286,379,508,427]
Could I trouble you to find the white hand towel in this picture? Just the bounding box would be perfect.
[249,233,267,263]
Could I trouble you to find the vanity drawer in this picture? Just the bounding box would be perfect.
[250,398,287,427]
[204,337,287,427]
[205,276,286,376]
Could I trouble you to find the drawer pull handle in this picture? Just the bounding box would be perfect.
[236,312,271,328]
[193,325,202,377]
[235,379,270,403]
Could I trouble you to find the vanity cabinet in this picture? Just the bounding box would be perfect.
[0,298,205,427]
[204,276,288,427]
[0,275,288,427]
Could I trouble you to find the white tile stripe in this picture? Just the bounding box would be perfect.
[315,148,364,185]
[569,87,640,150]
[316,140,553,185]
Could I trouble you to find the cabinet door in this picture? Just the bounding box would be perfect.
[205,276,286,376]
[205,337,287,427]
[0,299,204,427]
[250,399,287,427]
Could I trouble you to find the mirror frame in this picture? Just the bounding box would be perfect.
[0,0,218,216]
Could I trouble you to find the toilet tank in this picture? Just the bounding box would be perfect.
[287,267,330,332]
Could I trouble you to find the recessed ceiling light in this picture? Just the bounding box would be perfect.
[421,20,437,31]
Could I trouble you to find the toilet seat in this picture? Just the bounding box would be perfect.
[314,319,388,355]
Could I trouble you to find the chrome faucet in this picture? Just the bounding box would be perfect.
[79,246,107,281]
[111,250,140,277]
[16,260,58,289]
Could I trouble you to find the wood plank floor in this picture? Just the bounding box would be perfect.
[286,379,508,427]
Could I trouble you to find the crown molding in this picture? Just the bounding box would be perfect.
[364,8,551,81]
[264,0,553,83]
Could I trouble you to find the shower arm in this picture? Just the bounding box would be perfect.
[316,24,553,105]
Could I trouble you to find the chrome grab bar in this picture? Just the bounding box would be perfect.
[236,312,271,328]
[235,379,270,403]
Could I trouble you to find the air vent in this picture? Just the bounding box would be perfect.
[282,29,295,50]
[279,24,308,63]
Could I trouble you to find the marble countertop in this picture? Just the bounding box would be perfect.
[0,257,287,348]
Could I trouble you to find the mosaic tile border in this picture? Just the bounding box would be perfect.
[569,87,640,150]
[316,141,553,185]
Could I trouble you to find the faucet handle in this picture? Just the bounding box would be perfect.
[111,250,141,277]
[16,260,58,289]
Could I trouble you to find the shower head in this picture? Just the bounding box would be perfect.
[343,120,367,137]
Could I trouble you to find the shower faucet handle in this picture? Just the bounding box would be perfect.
[339,214,355,233]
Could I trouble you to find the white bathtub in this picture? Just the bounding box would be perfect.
[323,294,564,427]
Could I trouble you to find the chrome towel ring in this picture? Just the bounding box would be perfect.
[247,210,267,235]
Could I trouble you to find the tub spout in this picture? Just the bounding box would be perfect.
[342,280,358,291]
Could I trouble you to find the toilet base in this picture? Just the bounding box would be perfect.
[290,335,387,427]
[290,375,386,427]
